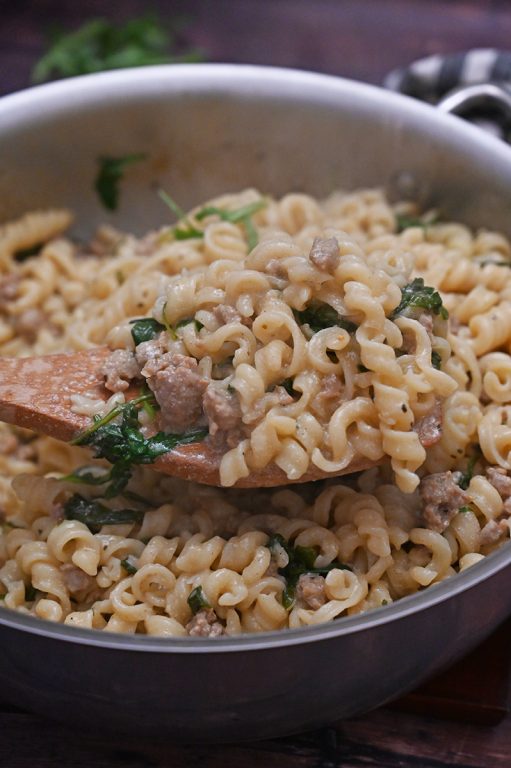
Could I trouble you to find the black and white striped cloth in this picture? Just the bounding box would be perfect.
[384,49,511,140]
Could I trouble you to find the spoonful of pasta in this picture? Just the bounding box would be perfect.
[0,346,379,488]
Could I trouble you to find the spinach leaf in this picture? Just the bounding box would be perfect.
[71,397,207,497]
[293,303,357,334]
[395,212,438,233]
[60,466,112,486]
[478,260,511,268]
[175,317,204,332]
[431,350,442,370]
[280,378,296,396]
[130,317,165,346]
[64,495,144,531]
[391,278,448,321]
[121,557,138,575]
[95,153,146,211]
[187,585,211,614]
[32,15,203,83]
[25,584,39,602]
[267,533,351,610]
[14,243,44,262]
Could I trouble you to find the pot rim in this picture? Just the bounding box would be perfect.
[0,61,509,163]
[1,542,509,651]
[1,62,511,653]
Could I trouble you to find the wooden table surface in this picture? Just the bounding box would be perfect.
[3,1,511,765]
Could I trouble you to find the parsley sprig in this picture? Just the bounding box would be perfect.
[195,200,267,251]
[159,190,267,250]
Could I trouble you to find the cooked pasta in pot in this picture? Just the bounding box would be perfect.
[0,187,510,636]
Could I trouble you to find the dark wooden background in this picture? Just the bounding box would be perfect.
[2,1,511,766]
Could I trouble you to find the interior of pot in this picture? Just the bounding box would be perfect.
[1,64,511,237]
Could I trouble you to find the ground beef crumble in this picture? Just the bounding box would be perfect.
[414,401,443,447]
[480,519,509,547]
[296,574,327,610]
[309,237,340,272]
[186,609,225,637]
[203,387,241,436]
[60,564,95,594]
[145,353,208,433]
[419,471,469,532]
[486,467,511,501]
[102,349,140,392]
[212,305,242,325]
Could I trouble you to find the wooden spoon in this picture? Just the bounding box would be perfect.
[0,348,377,487]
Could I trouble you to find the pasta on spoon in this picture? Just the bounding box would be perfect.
[98,202,455,491]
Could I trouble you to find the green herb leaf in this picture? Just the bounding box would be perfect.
[280,378,296,396]
[478,260,511,268]
[175,317,204,332]
[95,153,146,211]
[196,200,267,224]
[158,189,187,221]
[395,212,438,233]
[267,533,351,610]
[64,494,144,531]
[173,225,204,240]
[293,303,357,334]
[459,505,471,514]
[457,454,478,491]
[25,584,39,602]
[32,15,203,83]
[391,278,448,321]
[431,350,442,370]
[158,190,204,240]
[14,243,44,262]
[60,466,112,486]
[187,585,210,614]
[121,557,138,575]
[72,398,208,497]
[130,317,165,346]
[196,199,267,251]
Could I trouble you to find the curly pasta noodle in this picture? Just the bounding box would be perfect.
[1,187,511,637]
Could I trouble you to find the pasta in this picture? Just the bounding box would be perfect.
[1,186,511,638]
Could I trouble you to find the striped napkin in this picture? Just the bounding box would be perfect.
[384,49,511,140]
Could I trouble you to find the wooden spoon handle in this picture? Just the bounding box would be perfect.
[0,347,111,440]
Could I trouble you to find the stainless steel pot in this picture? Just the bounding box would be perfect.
[1,64,511,743]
